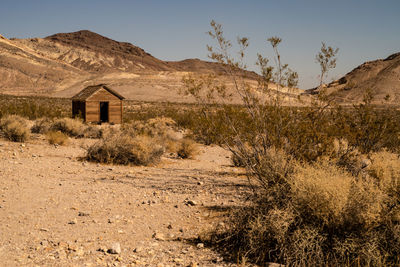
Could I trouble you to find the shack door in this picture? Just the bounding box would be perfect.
[100,102,109,123]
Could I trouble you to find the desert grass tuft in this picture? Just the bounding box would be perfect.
[46,131,69,145]
[86,133,164,166]
[0,115,30,142]
[50,117,85,137]
[177,138,199,159]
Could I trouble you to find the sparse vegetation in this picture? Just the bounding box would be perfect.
[0,115,30,142]
[0,95,69,119]
[182,21,400,266]
[31,117,53,134]
[177,138,199,159]
[86,133,164,166]
[83,125,103,139]
[46,131,69,145]
[50,117,85,137]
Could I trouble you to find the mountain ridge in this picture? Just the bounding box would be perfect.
[306,52,400,104]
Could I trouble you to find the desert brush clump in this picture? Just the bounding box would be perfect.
[183,21,400,266]
[86,132,164,166]
[46,131,69,145]
[121,117,195,155]
[50,117,85,137]
[83,124,103,139]
[122,117,178,139]
[31,117,53,134]
[177,138,199,159]
[215,151,399,266]
[0,115,30,142]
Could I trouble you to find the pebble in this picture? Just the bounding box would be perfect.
[107,242,121,254]
[185,200,197,206]
[133,246,143,253]
[196,243,204,249]
[173,258,184,263]
[78,211,90,216]
[153,232,166,241]
[40,240,49,247]
[68,218,77,225]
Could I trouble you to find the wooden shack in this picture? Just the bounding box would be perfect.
[71,84,125,124]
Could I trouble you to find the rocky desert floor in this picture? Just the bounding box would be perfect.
[0,134,253,266]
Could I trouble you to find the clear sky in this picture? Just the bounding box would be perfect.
[1,0,399,89]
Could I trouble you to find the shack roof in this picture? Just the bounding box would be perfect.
[71,84,125,101]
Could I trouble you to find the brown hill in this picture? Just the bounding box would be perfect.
[0,30,294,103]
[306,52,400,104]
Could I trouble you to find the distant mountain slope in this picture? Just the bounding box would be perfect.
[306,52,400,104]
[0,30,295,103]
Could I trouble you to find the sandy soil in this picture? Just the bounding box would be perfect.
[0,135,252,266]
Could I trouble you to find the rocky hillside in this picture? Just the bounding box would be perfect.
[0,30,268,102]
[306,52,400,104]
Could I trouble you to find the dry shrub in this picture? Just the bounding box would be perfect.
[123,117,178,139]
[123,117,184,155]
[46,131,69,145]
[83,125,103,138]
[0,115,30,142]
[50,118,85,137]
[31,117,53,134]
[177,138,199,159]
[369,150,400,194]
[217,148,399,266]
[86,133,164,166]
[290,162,352,228]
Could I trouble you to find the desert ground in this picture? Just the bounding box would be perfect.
[0,133,253,266]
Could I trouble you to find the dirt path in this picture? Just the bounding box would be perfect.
[0,136,251,266]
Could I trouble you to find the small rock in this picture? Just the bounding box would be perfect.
[173,258,184,263]
[361,158,371,168]
[40,240,49,247]
[107,242,121,254]
[152,232,166,241]
[185,200,197,206]
[78,211,90,217]
[196,243,204,249]
[133,246,143,253]
[97,246,107,253]
[39,228,49,232]
[197,181,203,185]
[167,224,173,229]
[68,218,77,225]
[189,262,198,267]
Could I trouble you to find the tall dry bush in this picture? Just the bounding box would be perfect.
[86,132,164,166]
[50,117,85,137]
[0,115,30,142]
[183,21,400,266]
[31,117,53,134]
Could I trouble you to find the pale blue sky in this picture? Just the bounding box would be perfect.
[1,0,399,88]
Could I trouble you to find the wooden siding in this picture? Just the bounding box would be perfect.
[85,100,122,124]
